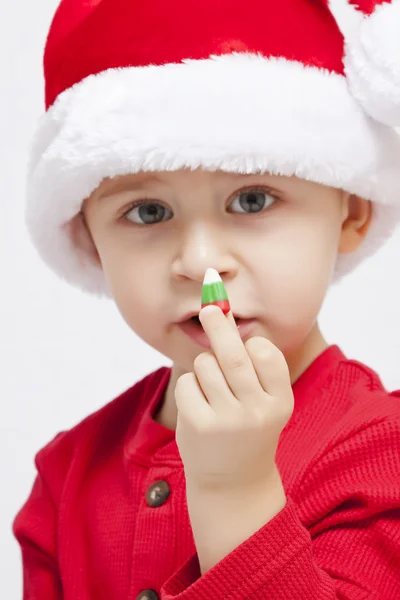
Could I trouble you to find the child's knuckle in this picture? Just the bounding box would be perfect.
[194,351,213,372]
[246,336,274,361]
[227,352,247,370]
[175,372,194,395]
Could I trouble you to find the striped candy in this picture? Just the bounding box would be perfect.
[201,268,231,314]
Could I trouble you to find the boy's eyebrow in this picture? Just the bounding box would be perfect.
[97,174,163,200]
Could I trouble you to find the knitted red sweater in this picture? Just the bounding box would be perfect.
[13,345,400,599]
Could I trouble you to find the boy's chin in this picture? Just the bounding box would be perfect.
[170,353,201,375]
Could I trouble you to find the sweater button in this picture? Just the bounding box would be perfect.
[146,480,171,507]
[136,591,159,600]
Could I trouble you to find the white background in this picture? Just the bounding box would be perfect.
[1,1,399,598]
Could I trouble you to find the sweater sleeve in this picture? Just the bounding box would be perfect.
[13,435,66,600]
[161,413,400,600]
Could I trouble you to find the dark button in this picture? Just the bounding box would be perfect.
[136,591,159,600]
[145,480,171,507]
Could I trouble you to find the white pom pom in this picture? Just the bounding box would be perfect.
[344,1,400,126]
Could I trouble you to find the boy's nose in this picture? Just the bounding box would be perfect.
[171,224,238,284]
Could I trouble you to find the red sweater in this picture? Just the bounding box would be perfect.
[13,345,400,599]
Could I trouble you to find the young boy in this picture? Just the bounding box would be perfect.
[13,0,400,598]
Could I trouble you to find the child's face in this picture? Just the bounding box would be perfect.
[82,169,363,371]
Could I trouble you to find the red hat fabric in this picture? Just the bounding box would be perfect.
[26,0,400,296]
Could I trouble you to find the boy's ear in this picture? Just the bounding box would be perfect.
[64,208,102,267]
[338,193,373,254]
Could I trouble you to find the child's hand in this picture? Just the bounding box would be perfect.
[174,305,294,492]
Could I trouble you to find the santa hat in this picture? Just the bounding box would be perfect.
[26,0,400,296]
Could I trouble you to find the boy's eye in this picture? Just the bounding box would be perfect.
[123,188,277,225]
[125,202,173,225]
[227,189,276,214]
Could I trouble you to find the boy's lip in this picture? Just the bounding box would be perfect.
[177,310,249,323]
[177,316,257,349]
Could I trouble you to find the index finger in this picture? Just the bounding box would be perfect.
[199,305,261,401]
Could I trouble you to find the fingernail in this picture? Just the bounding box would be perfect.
[201,268,231,315]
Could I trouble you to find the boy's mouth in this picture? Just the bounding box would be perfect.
[187,314,244,325]
[177,310,251,326]
[190,315,201,325]
[178,313,256,349]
